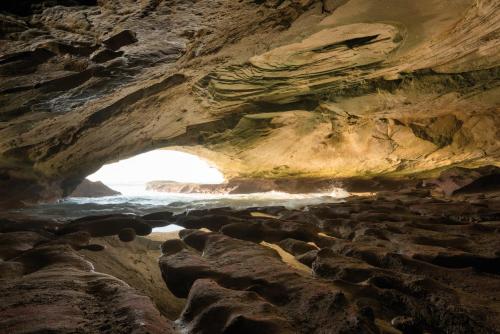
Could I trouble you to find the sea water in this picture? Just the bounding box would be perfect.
[14,184,350,232]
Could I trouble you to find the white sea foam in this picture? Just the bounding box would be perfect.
[15,184,349,233]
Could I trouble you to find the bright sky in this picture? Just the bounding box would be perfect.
[87,150,225,185]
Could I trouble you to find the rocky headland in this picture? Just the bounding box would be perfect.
[147,178,341,194]
[69,179,121,197]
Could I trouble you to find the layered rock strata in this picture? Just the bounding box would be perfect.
[1,0,499,205]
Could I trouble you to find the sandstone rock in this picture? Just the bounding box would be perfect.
[147,177,339,194]
[102,29,137,51]
[81,243,105,251]
[0,215,181,332]
[0,231,49,260]
[157,191,500,333]
[1,0,500,331]
[69,179,121,197]
[0,243,174,334]
[142,211,174,221]
[427,165,500,196]
[1,186,500,333]
[90,48,124,63]
[118,227,136,242]
[81,235,185,321]
[179,279,296,334]
[59,214,152,237]
[277,237,318,255]
[0,0,498,206]
[161,238,186,256]
[160,230,378,333]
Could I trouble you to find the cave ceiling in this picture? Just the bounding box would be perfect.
[0,0,499,205]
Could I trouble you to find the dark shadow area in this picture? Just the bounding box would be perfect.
[1,0,97,16]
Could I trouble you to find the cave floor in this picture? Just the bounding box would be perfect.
[1,189,499,334]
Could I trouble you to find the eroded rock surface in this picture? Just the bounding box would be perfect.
[81,235,185,320]
[1,0,499,205]
[0,216,175,333]
[1,172,500,333]
[160,189,500,333]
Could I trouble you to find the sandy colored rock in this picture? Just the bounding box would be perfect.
[0,0,498,205]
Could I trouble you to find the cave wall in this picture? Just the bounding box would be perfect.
[0,0,499,205]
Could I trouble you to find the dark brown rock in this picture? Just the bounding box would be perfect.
[102,29,138,51]
[118,227,136,242]
[142,211,174,221]
[59,215,152,237]
[427,165,500,196]
[0,242,174,334]
[277,238,318,255]
[179,279,295,334]
[0,215,178,333]
[391,316,422,334]
[161,238,185,256]
[157,191,500,334]
[160,230,379,333]
[90,48,124,63]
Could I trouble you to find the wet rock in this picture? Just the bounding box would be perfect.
[0,215,176,333]
[176,214,237,231]
[118,227,136,242]
[161,238,185,255]
[0,242,174,333]
[296,249,318,266]
[157,191,500,333]
[142,211,174,221]
[179,279,295,334]
[59,215,152,237]
[277,238,317,255]
[220,221,265,242]
[81,243,105,251]
[160,230,378,333]
[45,230,91,249]
[1,187,500,333]
[312,249,382,283]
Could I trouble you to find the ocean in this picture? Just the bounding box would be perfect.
[13,184,350,232]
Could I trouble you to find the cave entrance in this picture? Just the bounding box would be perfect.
[87,149,224,195]
[19,149,349,225]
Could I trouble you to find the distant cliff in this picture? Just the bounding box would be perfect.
[70,179,121,198]
[147,178,341,194]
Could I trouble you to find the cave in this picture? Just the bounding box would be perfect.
[1,0,499,333]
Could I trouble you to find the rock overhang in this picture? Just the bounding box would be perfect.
[0,0,498,206]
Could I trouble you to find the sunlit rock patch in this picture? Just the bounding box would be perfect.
[197,23,402,106]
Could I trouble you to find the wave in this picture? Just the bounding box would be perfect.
[13,188,350,222]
